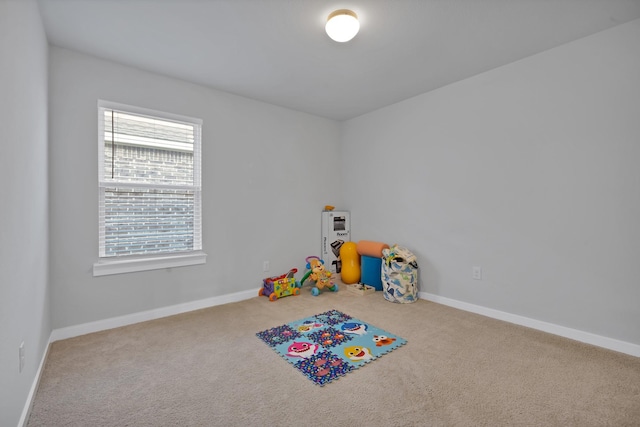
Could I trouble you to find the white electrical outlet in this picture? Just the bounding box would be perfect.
[19,342,25,373]
[472,266,482,280]
[263,261,270,272]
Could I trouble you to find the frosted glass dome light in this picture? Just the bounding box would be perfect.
[325,9,359,42]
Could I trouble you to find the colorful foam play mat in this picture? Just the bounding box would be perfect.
[256,309,407,386]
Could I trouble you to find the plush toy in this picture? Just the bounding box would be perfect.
[300,256,338,296]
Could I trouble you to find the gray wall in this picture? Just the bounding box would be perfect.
[0,1,51,426]
[48,47,343,329]
[342,18,640,345]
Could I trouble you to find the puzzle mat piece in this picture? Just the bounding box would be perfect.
[256,324,302,347]
[294,349,354,386]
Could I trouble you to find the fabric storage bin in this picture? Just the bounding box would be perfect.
[381,245,418,303]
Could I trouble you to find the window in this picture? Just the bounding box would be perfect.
[93,100,205,276]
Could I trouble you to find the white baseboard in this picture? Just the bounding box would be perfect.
[50,288,258,342]
[50,289,640,356]
[419,291,640,358]
[18,336,51,427]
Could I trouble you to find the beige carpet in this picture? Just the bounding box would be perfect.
[28,285,640,426]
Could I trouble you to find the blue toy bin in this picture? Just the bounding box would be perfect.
[361,255,384,291]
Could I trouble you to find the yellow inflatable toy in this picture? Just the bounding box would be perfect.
[339,241,360,284]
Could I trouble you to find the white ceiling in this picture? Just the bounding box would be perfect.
[37,0,640,121]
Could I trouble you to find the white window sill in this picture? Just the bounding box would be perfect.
[93,251,207,277]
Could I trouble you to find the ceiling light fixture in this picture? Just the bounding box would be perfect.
[325,9,359,42]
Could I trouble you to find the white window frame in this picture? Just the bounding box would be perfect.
[93,100,206,276]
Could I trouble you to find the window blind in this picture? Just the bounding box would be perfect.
[98,101,202,258]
